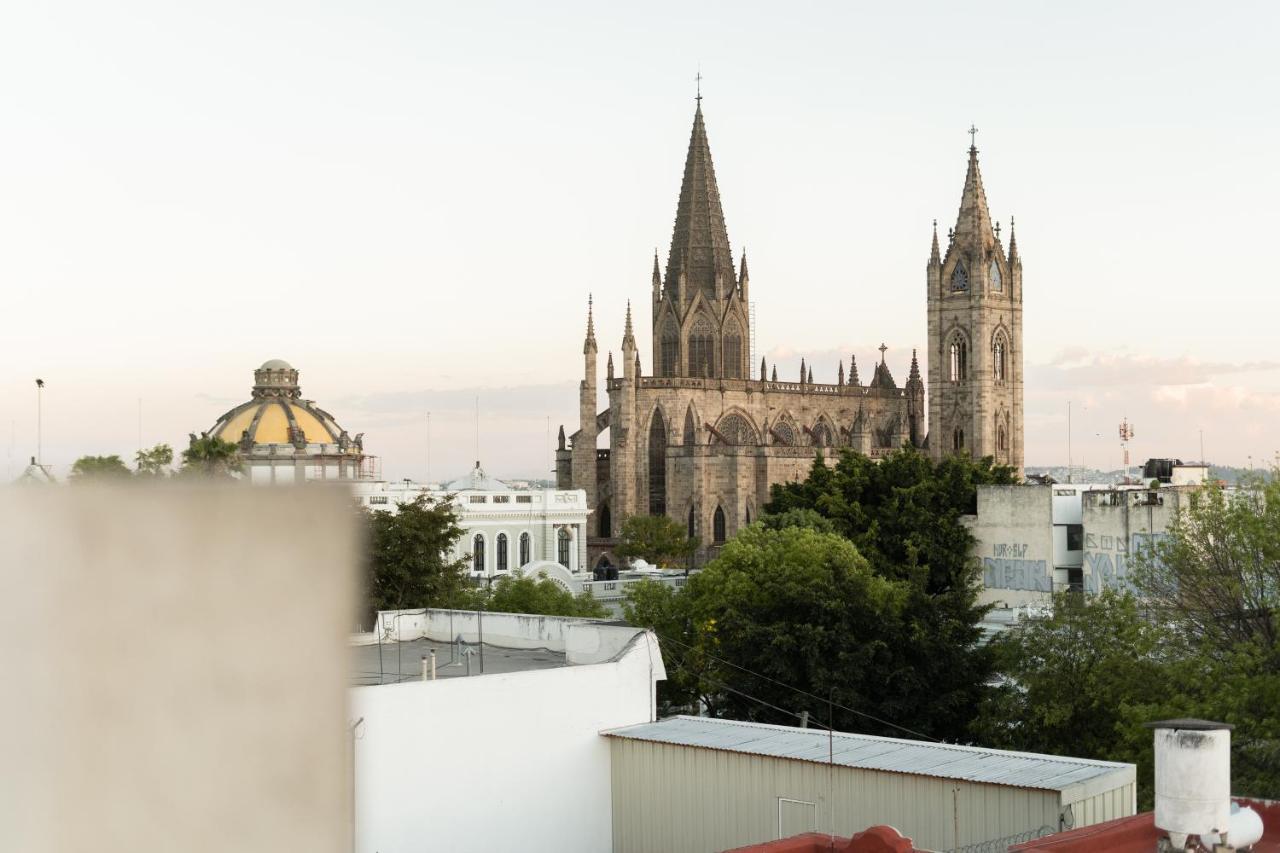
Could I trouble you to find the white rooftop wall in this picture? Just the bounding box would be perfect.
[350,612,665,853]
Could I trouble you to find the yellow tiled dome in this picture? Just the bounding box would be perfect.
[209,359,358,453]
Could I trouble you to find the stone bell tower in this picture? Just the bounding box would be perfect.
[927,132,1023,472]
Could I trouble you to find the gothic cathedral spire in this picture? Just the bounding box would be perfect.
[651,98,750,381]
[927,133,1023,473]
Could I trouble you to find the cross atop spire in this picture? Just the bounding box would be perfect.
[879,343,888,364]
[968,123,978,151]
[695,68,703,106]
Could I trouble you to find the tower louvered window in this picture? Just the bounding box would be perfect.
[993,338,1007,382]
[723,333,742,379]
[688,319,715,378]
[660,328,679,378]
[949,338,968,382]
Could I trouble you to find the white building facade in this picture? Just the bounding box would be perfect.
[354,464,590,579]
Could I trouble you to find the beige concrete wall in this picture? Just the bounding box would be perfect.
[0,485,355,853]
[966,484,1055,608]
[608,738,1109,853]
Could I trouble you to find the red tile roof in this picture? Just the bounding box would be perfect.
[722,826,926,853]
[1010,798,1280,852]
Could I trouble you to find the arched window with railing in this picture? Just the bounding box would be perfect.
[472,534,485,573]
[496,533,508,571]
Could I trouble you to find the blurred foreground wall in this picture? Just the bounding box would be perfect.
[0,485,356,853]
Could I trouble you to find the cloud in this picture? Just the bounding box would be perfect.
[334,382,578,419]
[1031,348,1280,390]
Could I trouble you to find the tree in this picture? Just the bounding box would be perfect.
[974,590,1280,805]
[1134,475,1280,654]
[68,455,132,482]
[364,495,471,622]
[622,578,712,714]
[614,514,697,568]
[180,433,243,479]
[134,443,174,478]
[484,571,608,618]
[763,446,1015,739]
[683,525,910,731]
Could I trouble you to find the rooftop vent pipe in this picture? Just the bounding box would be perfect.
[1148,719,1233,850]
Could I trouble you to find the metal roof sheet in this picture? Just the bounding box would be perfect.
[602,716,1132,792]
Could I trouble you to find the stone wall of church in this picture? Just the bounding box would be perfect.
[585,376,918,566]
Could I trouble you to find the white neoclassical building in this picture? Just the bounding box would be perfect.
[354,462,590,580]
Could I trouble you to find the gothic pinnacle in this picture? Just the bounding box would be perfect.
[800,358,806,383]
[1008,215,1020,263]
[622,299,635,348]
[849,354,860,386]
[760,356,767,381]
[838,360,845,386]
[607,351,614,380]
[930,219,941,265]
[583,294,597,353]
[808,366,814,384]
[909,349,921,383]
[771,365,777,382]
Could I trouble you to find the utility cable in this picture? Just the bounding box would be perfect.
[653,629,941,742]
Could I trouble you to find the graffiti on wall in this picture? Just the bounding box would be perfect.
[1083,532,1168,594]
[983,542,1051,592]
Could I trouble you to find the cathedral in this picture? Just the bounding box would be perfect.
[556,99,1023,566]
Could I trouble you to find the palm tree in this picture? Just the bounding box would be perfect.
[180,433,244,479]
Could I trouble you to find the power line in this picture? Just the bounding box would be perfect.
[654,630,941,743]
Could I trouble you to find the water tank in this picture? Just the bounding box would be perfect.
[1148,719,1232,840]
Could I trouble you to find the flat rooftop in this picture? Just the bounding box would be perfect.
[350,637,567,686]
[604,716,1133,792]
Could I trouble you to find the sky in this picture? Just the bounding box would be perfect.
[2,1,1279,482]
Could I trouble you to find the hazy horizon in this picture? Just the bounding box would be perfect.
[3,1,1278,481]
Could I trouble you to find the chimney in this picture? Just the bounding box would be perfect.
[1148,719,1238,850]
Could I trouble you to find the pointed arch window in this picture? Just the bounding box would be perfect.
[688,318,715,378]
[496,533,509,571]
[949,336,968,382]
[989,260,1003,293]
[660,325,679,378]
[950,263,969,292]
[811,421,834,447]
[557,528,571,569]
[953,427,966,453]
[723,323,743,379]
[714,413,758,446]
[472,534,485,573]
[648,411,667,516]
[598,504,612,539]
[683,406,697,446]
[687,505,696,540]
[772,420,796,447]
[997,423,1008,453]
[519,532,531,567]
[993,336,1007,382]
[713,506,727,543]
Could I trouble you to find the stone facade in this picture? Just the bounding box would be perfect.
[557,102,1023,566]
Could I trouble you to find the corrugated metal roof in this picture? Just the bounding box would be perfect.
[602,716,1131,792]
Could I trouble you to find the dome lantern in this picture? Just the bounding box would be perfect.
[253,359,300,400]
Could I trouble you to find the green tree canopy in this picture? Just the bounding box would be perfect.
[69,455,132,482]
[1135,475,1280,653]
[180,433,244,479]
[614,514,697,568]
[134,443,174,478]
[365,495,472,622]
[484,571,608,618]
[974,590,1280,805]
[762,447,1015,739]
